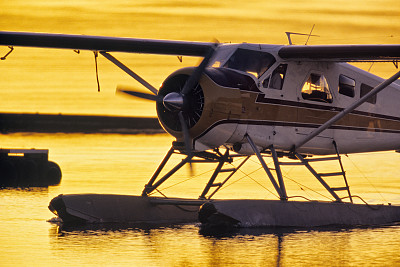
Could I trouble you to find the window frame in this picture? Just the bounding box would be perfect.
[262,64,288,90]
[300,72,333,104]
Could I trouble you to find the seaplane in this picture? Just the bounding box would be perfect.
[1,31,400,229]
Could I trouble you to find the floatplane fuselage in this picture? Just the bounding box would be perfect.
[160,43,400,156]
[1,31,400,228]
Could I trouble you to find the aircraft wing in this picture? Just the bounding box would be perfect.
[278,44,400,62]
[0,31,214,57]
[2,31,400,61]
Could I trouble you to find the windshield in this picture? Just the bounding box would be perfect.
[223,48,276,77]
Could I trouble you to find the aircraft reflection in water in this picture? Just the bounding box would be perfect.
[1,31,400,229]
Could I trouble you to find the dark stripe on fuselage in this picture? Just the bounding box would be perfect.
[195,93,400,142]
[194,118,400,143]
[194,73,400,144]
[204,68,400,123]
[255,94,400,122]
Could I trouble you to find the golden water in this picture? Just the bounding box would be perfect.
[1,133,400,266]
[1,0,400,265]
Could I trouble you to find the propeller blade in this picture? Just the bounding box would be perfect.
[117,86,163,102]
[178,111,193,169]
[181,43,218,96]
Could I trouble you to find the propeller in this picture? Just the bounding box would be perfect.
[117,43,218,164]
[181,45,217,96]
[178,111,193,172]
[116,86,163,102]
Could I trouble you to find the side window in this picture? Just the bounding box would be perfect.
[301,73,333,103]
[338,75,355,97]
[262,64,287,90]
[360,83,376,104]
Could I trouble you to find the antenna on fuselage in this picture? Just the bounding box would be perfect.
[285,24,319,45]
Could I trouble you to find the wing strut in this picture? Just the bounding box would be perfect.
[100,51,158,95]
[294,70,400,151]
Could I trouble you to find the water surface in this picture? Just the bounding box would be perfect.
[1,133,400,266]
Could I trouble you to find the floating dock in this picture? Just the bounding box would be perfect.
[0,149,61,187]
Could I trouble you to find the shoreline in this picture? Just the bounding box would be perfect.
[0,113,164,134]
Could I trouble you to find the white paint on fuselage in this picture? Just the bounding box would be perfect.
[199,44,400,155]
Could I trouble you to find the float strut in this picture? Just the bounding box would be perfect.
[333,141,353,203]
[142,146,174,196]
[199,149,229,199]
[246,134,285,200]
[295,152,342,202]
[270,146,288,200]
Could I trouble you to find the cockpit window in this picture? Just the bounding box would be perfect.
[223,48,276,77]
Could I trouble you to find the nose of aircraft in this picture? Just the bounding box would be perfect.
[163,92,184,111]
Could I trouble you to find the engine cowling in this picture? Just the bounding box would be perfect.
[157,67,258,151]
